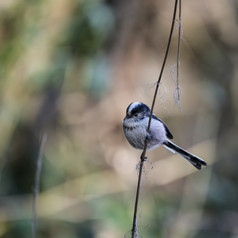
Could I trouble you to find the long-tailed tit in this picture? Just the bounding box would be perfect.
[123,102,207,170]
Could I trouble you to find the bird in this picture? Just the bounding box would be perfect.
[123,102,207,170]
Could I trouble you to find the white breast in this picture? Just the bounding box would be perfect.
[123,117,167,150]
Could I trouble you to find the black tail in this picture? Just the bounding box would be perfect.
[163,140,207,170]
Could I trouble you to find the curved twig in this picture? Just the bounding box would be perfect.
[131,1,179,237]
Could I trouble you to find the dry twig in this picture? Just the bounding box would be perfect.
[131,0,180,237]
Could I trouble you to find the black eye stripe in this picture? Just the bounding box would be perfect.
[131,104,150,115]
[131,108,140,115]
[126,102,150,116]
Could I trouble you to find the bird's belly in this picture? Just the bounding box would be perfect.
[123,118,166,150]
[124,126,147,149]
[124,127,163,150]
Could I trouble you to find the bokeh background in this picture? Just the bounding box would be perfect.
[0,0,238,237]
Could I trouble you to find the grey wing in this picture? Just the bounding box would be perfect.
[152,115,173,139]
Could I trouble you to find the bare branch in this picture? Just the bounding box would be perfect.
[175,0,182,106]
[131,0,179,237]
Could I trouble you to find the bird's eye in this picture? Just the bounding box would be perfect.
[134,113,138,117]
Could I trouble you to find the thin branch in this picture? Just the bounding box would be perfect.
[131,0,179,237]
[32,133,47,238]
[175,0,182,105]
[131,159,143,237]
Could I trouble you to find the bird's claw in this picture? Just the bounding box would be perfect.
[140,154,147,162]
[146,133,152,141]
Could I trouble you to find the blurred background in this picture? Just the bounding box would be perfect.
[0,0,238,237]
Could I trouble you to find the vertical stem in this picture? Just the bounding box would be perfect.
[131,159,145,237]
[130,1,179,237]
[148,0,179,129]
[176,0,182,101]
[32,133,47,238]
